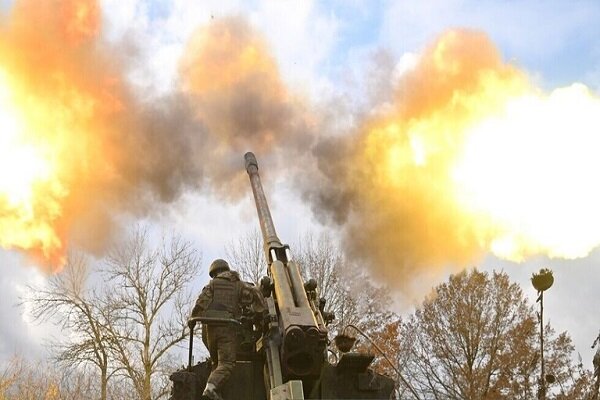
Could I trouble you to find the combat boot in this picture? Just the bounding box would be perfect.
[202,383,223,400]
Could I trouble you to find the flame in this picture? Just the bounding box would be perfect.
[357,29,600,266]
[0,9,300,270]
[453,84,600,260]
[0,70,67,264]
[0,0,122,270]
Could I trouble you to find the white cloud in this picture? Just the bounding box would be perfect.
[247,1,339,98]
[392,51,419,82]
[0,252,55,361]
[380,0,600,84]
[100,0,339,100]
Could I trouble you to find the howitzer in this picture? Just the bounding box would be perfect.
[168,153,395,400]
[245,152,328,397]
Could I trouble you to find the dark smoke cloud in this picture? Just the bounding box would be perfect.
[179,16,316,199]
[0,2,313,267]
[304,30,525,292]
[2,1,512,289]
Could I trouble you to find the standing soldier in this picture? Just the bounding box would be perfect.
[190,259,265,400]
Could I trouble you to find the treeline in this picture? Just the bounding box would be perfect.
[0,229,597,399]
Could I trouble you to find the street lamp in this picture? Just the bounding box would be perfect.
[531,268,554,400]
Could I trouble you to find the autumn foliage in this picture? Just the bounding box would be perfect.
[368,270,594,399]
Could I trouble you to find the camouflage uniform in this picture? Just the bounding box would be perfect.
[191,270,265,391]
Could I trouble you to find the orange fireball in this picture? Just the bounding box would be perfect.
[332,30,600,287]
[0,0,122,270]
[0,70,67,265]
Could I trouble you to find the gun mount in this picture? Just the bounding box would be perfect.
[169,152,395,400]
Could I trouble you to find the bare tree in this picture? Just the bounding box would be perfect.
[226,230,387,333]
[22,228,201,400]
[295,233,345,319]
[294,232,394,336]
[225,229,394,338]
[24,253,115,400]
[225,229,265,285]
[102,229,201,400]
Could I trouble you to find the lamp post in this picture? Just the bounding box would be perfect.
[531,268,554,400]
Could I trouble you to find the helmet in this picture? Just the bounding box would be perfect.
[209,259,230,278]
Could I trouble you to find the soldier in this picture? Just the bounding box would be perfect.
[190,259,265,400]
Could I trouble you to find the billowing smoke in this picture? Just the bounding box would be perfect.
[307,29,600,291]
[5,1,600,289]
[179,16,315,199]
[0,2,310,269]
[0,0,206,265]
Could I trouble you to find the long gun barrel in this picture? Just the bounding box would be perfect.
[245,152,284,261]
[244,152,328,395]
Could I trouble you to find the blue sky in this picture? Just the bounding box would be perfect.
[109,2,600,105]
[136,0,598,91]
[93,1,597,93]
[2,0,600,370]
[372,1,600,89]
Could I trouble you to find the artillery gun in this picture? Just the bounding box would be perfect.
[169,152,395,400]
